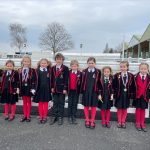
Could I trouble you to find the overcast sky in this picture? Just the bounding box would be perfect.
[0,0,150,53]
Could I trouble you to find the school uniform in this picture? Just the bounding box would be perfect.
[0,70,19,119]
[50,64,69,125]
[18,67,36,121]
[33,66,52,122]
[0,69,3,93]
[113,72,135,127]
[98,76,113,126]
[81,67,101,128]
[133,72,150,131]
[68,70,82,123]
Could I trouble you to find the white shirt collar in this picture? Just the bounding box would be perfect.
[72,70,77,74]
[7,70,12,75]
[140,73,147,78]
[56,65,62,69]
[104,76,109,80]
[40,67,47,72]
[88,68,95,72]
[121,72,128,77]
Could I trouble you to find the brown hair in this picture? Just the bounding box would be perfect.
[55,53,65,61]
[21,55,31,68]
[37,58,52,68]
[70,60,79,67]
[5,60,15,67]
[102,66,112,75]
[139,62,149,72]
[87,57,96,63]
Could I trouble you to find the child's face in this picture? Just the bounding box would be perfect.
[87,60,95,69]
[71,64,78,71]
[103,68,111,78]
[6,63,14,70]
[40,60,48,68]
[22,58,30,67]
[56,57,63,65]
[120,63,128,73]
[140,65,148,75]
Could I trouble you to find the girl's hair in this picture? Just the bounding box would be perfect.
[139,62,149,71]
[102,66,113,75]
[21,55,31,68]
[37,58,52,68]
[55,53,65,61]
[70,60,79,67]
[120,61,129,71]
[5,60,15,67]
[87,57,96,63]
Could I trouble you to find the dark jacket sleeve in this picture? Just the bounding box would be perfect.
[63,66,69,91]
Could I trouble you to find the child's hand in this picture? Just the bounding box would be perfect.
[16,88,19,94]
[110,94,113,100]
[63,90,67,95]
[98,95,103,103]
[149,99,150,103]
[49,101,53,108]
[30,89,36,95]
[51,88,54,93]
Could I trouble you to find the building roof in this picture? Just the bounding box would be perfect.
[140,24,150,42]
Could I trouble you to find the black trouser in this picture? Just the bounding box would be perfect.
[68,90,79,118]
[52,93,65,118]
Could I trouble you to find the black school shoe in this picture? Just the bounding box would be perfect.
[135,125,141,131]
[85,121,90,128]
[122,123,126,129]
[68,117,73,124]
[20,117,27,122]
[26,118,31,122]
[90,122,95,129]
[72,117,78,124]
[58,117,63,125]
[38,118,43,124]
[8,116,15,121]
[4,115,9,120]
[49,117,57,125]
[141,127,147,132]
[42,118,47,124]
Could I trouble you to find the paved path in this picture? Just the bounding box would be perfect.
[0,114,150,150]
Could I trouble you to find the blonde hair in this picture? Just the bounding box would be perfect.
[70,60,79,67]
[120,61,129,71]
[37,58,52,68]
[21,55,31,68]
[139,62,149,72]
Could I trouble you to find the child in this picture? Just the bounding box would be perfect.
[98,66,113,128]
[133,63,150,132]
[0,60,19,121]
[33,58,52,124]
[50,53,69,125]
[113,61,135,128]
[18,55,36,122]
[68,60,82,124]
[81,57,101,129]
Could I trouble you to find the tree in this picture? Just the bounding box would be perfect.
[103,43,109,53]
[114,42,123,53]
[39,22,74,56]
[9,23,27,53]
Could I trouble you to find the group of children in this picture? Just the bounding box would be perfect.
[0,53,149,132]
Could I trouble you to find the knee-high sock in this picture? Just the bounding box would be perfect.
[38,102,43,119]
[106,109,110,123]
[122,109,127,123]
[135,108,141,127]
[84,106,89,121]
[101,109,105,124]
[43,102,48,119]
[22,96,27,117]
[140,109,145,128]
[5,104,10,116]
[11,104,16,116]
[117,109,122,124]
[91,107,96,123]
[26,97,31,119]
